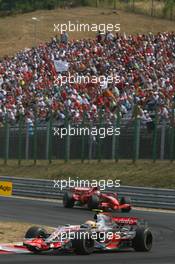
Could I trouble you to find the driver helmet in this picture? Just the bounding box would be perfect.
[85,220,96,228]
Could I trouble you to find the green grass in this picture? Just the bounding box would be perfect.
[0,160,175,189]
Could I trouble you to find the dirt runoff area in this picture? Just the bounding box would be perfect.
[0,221,53,243]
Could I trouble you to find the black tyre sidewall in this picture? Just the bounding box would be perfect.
[72,231,94,255]
[25,226,47,239]
[133,227,153,252]
[63,191,74,208]
[87,195,100,210]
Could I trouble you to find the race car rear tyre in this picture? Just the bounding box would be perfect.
[25,226,47,239]
[120,196,131,212]
[63,191,75,208]
[133,227,153,252]
[72,231,94,255]
[87,195,100,210]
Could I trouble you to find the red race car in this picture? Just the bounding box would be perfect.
[63,187,131,212]
[23,211,152,255]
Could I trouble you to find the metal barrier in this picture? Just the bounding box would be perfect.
[0,120,174,162]
[1,176,174,210]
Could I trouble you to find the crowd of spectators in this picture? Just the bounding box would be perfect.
[0,31,175,128]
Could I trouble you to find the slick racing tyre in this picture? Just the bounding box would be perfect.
[120,196,131,212]
[72,231,94,255]
[25,226,48,239]
[133,227,153,252]
[63,191,75,208]
[87,195,100,210]
[25,244,41,254]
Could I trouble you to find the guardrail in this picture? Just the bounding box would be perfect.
[0,176,175,210]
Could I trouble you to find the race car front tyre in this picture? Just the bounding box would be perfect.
[25,226,48,239]
[63,191,75,208]
[133,227,153,252]
[72,231,94,255]
[25,245,41,254]
[120,196,131,212]
[87,195,100,210]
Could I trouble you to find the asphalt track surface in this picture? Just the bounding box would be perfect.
[0,196,175,264]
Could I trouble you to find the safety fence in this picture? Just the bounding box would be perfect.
[93,0,175,21]
[0,1,174,21]
[0,110,175,164]
[1,176,175,210]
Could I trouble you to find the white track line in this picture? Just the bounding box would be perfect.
[1,194,175,214]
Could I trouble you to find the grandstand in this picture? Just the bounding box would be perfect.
[0,3,174,162]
